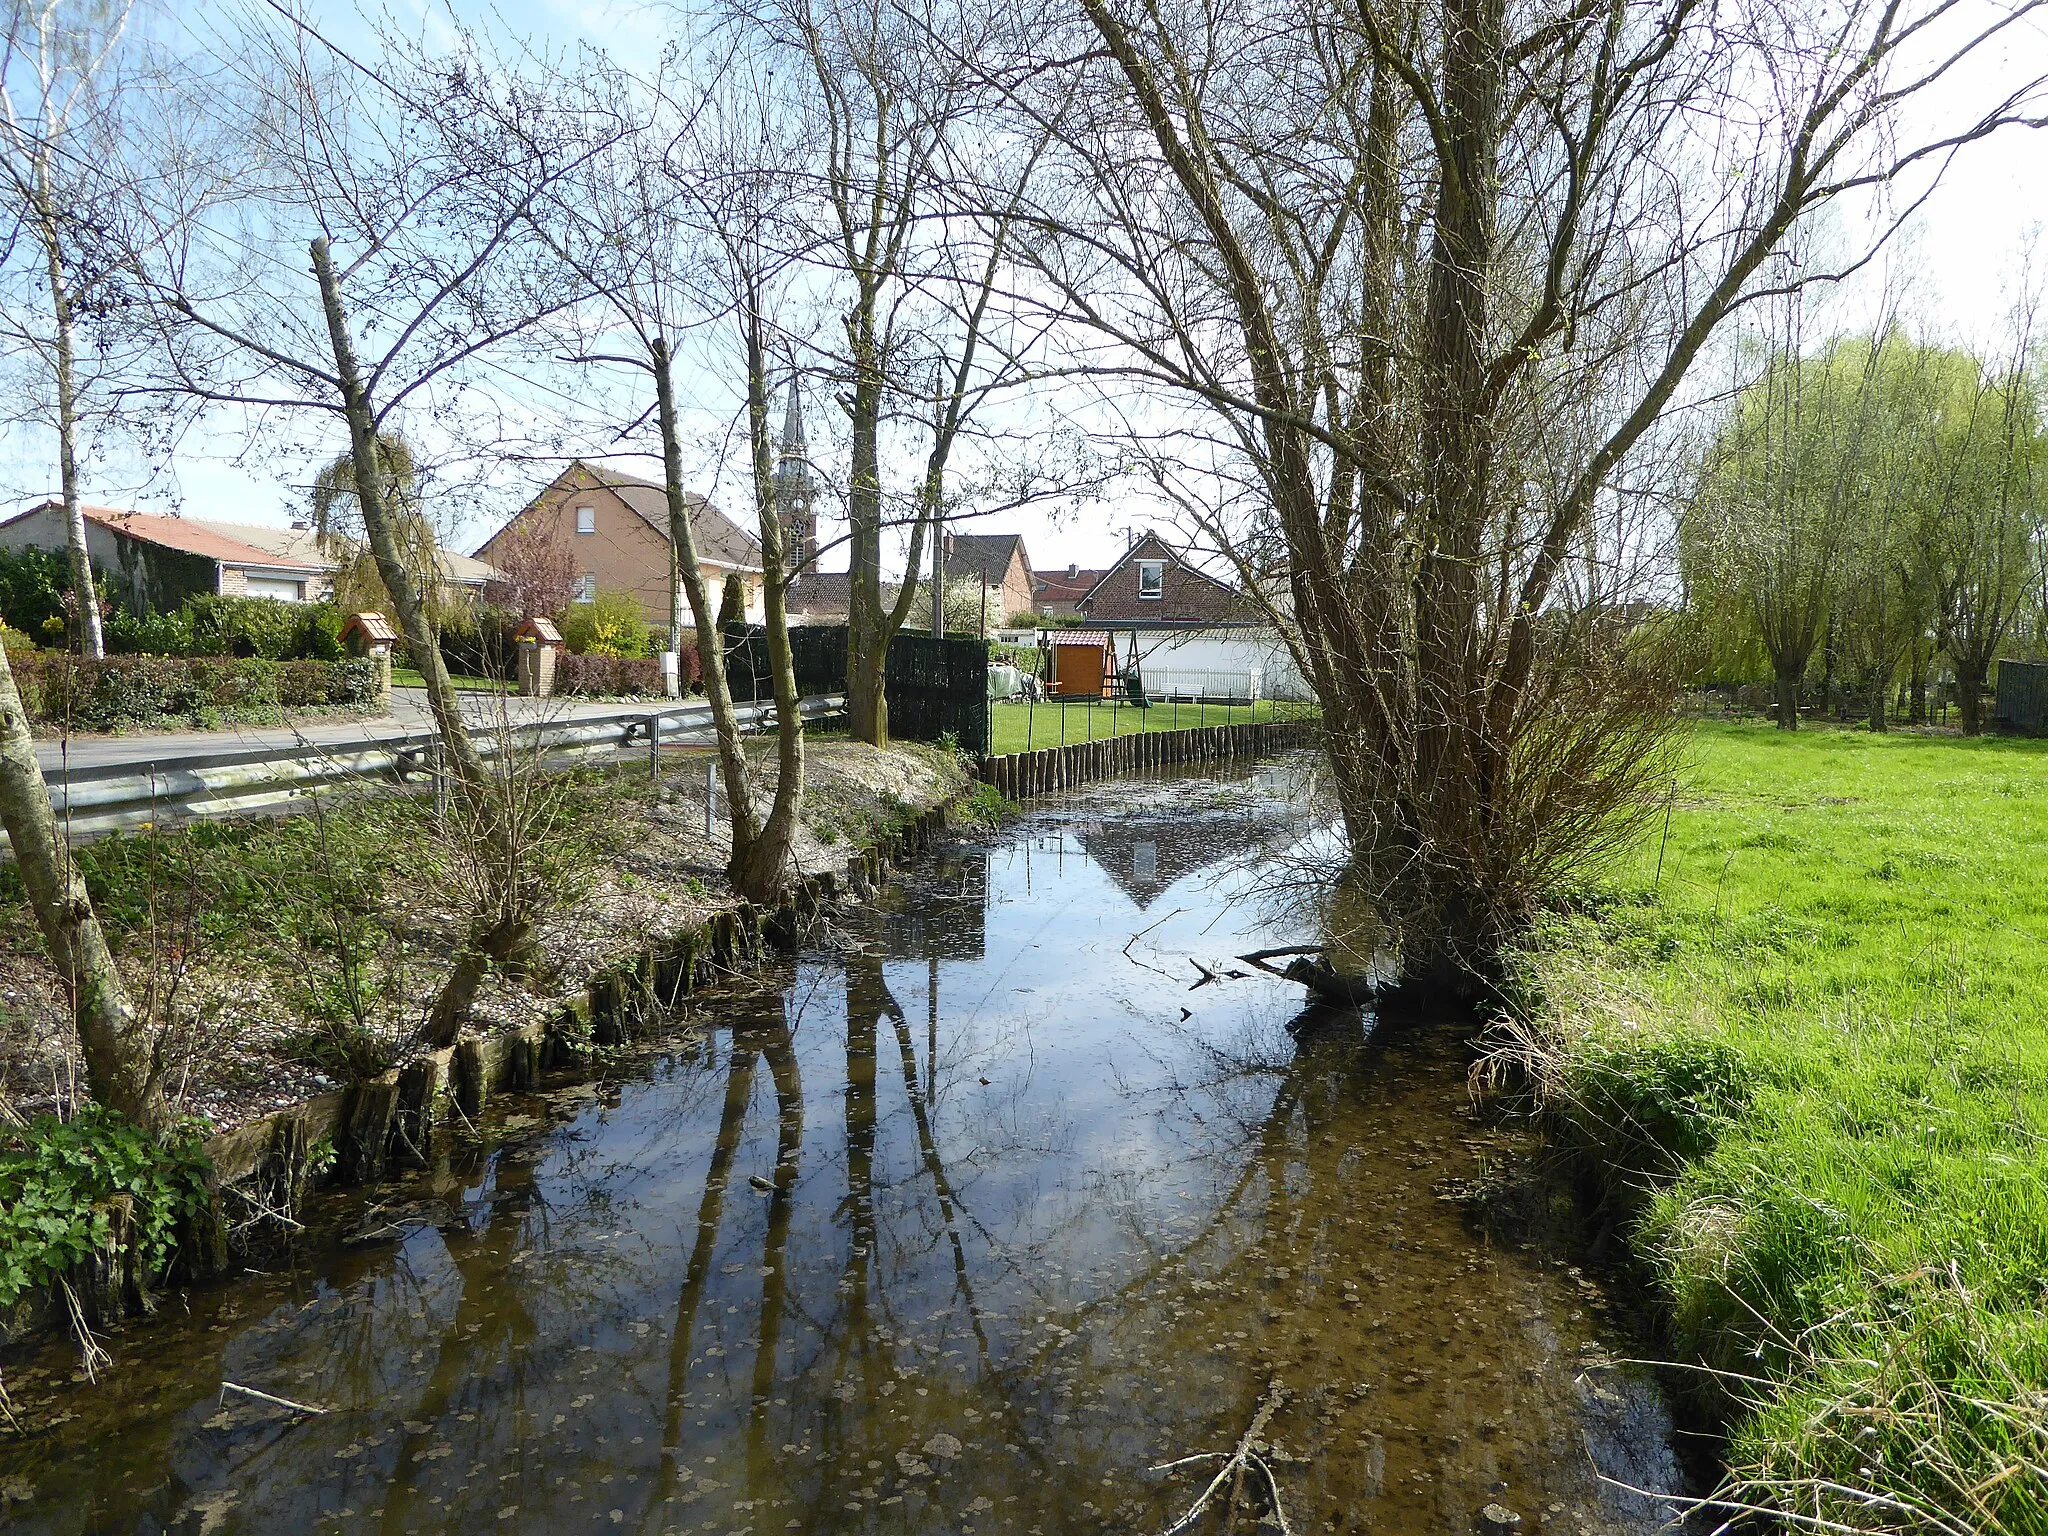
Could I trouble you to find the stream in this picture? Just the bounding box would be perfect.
[0,759,1688,1535]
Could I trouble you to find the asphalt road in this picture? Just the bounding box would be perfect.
[33,687,693,776]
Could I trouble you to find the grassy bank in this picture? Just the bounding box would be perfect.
[986,696,1314,756]
[1508,721,2048,1529]
[0,741,965,1135]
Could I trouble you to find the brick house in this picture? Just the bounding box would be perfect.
[1064,531,1308,701]
[475,462,765,633]
[1076,531,1243,623]
[940,532,1036,625]
[1033,561,1108,618]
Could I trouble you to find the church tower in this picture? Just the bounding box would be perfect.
[773,378,817,580]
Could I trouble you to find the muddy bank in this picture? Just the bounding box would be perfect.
[0,761,1690,1534]
[0,740,966,1133]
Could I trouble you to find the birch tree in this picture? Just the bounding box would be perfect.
[0,0,141,657]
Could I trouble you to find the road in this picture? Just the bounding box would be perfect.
[34,687,701,777]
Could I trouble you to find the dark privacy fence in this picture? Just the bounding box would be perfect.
[722,623,990,754]
[1995,659,2048,735]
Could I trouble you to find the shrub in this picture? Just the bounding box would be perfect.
[615,655,660,694]
[183,594,346,661]
[325,657,380,707]
[558,587,653,657]
[105,608,196,656]
[15,653,380,731]
[0,621,35,655]
[553,651,662,696]
[555,651,619,695]
[0,1106,214,1309]
[279,660,330,707]
[0,546,69,636]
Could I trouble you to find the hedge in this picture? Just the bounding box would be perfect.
[105,595,347,662]
[14,654,381,732]
[554,652,666,697]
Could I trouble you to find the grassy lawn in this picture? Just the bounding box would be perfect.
[985,696,1315,756]
[392,667,515,693]
[1516,721,2048,1527]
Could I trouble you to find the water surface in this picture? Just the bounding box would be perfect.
[1,762,1685,1535]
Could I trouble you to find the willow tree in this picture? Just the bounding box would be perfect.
[997,0,2047,984]
[1928,309,2045,735]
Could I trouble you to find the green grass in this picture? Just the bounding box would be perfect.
[391,667,514,693]
[985,696,1314,756]
[1513,721,2048,1530]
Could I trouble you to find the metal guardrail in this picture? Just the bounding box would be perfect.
[28,694,846,845]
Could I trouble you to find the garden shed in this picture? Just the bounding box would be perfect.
[1993,659,2048,735]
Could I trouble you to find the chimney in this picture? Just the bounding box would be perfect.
[1066,563,1078,580]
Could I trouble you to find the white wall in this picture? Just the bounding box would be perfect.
[1122,626,1309,701]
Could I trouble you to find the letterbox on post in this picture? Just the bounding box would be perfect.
[514,616,563,698]
[338,611,399,709]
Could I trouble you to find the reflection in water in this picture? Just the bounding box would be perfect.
[0,764,1685,1536]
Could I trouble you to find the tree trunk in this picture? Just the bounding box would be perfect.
[1774,667,1801,730]
[310,238,530,1048]
[42,187,104,660]
[0,637,158,1127]
[730,326,806,906]
[1909,648,1928,724]
[1956,658,1988,736]
[652,337,765,866]
[1867,661,1892,732]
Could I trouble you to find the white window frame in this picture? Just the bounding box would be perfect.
[575,505,596,534]
[1136,559,1165,599]
[574,573,597,603]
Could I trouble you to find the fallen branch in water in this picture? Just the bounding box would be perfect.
[220,1380,329,1416]
[1151,1377,1294,1536]
[1237,947,1376,1005]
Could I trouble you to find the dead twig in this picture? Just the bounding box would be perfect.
[1151,1378,1291,1536]
[219,1380,329,1416]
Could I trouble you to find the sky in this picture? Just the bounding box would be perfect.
[4,0,2045,583]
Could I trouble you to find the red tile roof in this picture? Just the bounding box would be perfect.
[60,504,329,572]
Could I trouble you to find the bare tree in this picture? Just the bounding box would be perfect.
[111,9,618,1045]
[526,49,813,901]
[744,0,1058,743]
[989,0,2047,984]
[0,0,145,658]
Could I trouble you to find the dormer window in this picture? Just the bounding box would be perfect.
[575,505,596,534]
[1137,560,1164,599]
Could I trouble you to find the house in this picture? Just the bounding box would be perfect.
[475,462,767,633]
[784,574,905,626]
[1065,530,1308,701]
[1077,531,1243,624]
[940,532,1036,626]
[1034,562,1109,618]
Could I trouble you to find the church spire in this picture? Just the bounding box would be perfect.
[772,375,816,577]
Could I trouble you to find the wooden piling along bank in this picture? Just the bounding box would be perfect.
[974,717,1320,801]
[197,803,951,1235]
